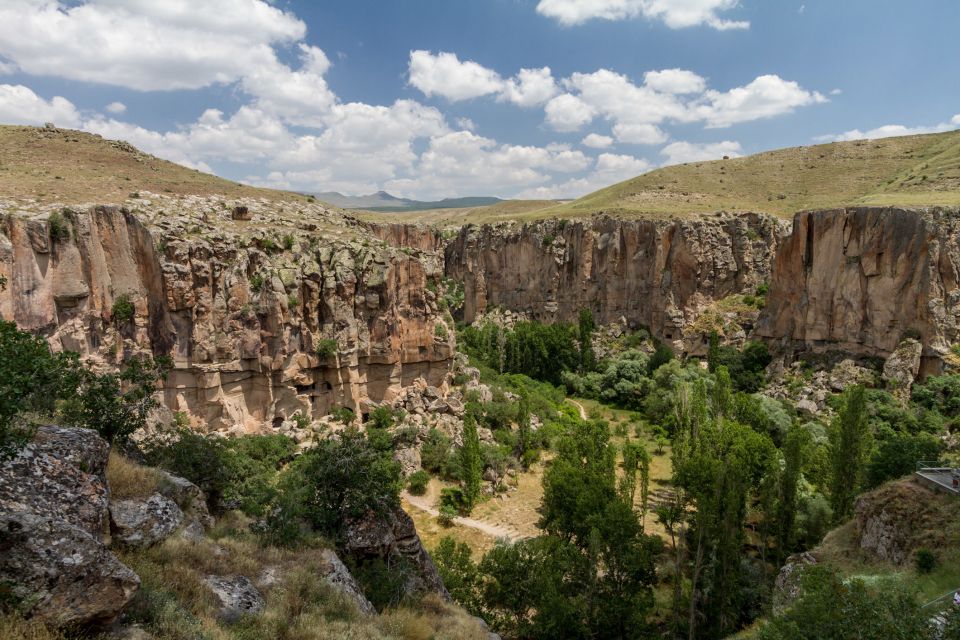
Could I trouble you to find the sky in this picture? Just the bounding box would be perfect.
[0,0,958,200]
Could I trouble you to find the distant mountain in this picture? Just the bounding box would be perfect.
[313,190,502,212]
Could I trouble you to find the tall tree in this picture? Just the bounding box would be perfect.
[828,385,871,522]
[578,308,596,373]
[459,413,484,511]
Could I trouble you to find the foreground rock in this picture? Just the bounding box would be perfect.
[0,425,139,627]
[204,575,266,623]
[110,493,185,547]
[344,506,450,601]
[316,548,377,615]
[854,479,947,565]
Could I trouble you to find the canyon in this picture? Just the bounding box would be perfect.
[3,189,959,434]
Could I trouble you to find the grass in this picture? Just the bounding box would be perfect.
[0,125,307,206]
[106,450,166,500]
[0,616,64,640]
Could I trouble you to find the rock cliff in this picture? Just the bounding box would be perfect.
[757,206,960,374]
[444,212,788,341]
[0,194,453,433]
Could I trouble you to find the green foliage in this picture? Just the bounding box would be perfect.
[432,537,482,614]
[59,355,170,445]
[458,414,483,512]
[460,320,580,385]
[287,293,299,308]
[111,293,136,324]
[440,487,468,514]
[281,233,295,250]
[866,432,941,488]
[914,548,936,574]
[406,470,430,496]
[291,411,310,429]
[440,278,465,313]
[249,273,264,293]
[0,321,73,460]
[315,338,338,359]
[911,374,960,421]
[269,429,401,544]
[329,406,354,424]
[47,210,70,242]
[647,341,674,375]
[367,405,396,430]
[577,309,596,372]
[420,428,457,479]
[434,322,449,340]
[712,340,772,392]
[828,386,871,522]
[758,566,931,640]
[143,428,232,512]
[438,504,458,527]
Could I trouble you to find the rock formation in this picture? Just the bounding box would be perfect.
[445,213,788,342]
[757,206,960,375]
[0,195,453,434]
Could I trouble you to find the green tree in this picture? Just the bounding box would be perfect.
[433,536,482,615]
[59,355,171,445]
[459,414,483,511]
[578,308,596,373]
[620,440,652,526]
[828,386,871,522]
[707,330,721,373]
[515,393,532,466]
[777,424,808,557]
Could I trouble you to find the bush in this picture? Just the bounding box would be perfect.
[407,470,430,496]
[330,406,355,425]
[48,211,70,242]
[111,294,136,324]
[143,428,232,512]
[250,273,264,293]
[914,548,936,574]
[421,429,456,479]
[315,338,338,359]
[281,233,295,250]
[440,487,468,515]
[438,504,458,527]
[368,405,397,430]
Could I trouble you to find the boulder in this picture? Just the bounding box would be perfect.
[394,446,422,477]
[772,551,817,613]
[343,506,450,601]
[204,575,266,623]
[0,510,140,628]
[882,338,923,401]
[316,548,376,615]
[156,470,214,538]
[109,493,185,547]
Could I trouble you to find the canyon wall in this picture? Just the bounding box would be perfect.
[756,206,960,374]
[444,213,788,341]
[0,202,453,434]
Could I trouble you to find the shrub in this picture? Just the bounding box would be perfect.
[111,293,136,324]
[142,428,232,512]
[287,293,299,308]
[330,406,354,425]
[47,211,70,242]
[438,504,458,527]
[421,429,456,479]
[407,470,430,496]
[291,412,311,429]
[315,338,338,359]
[914,548,936,574]
[440,487,468,515]
[368,405,396,430]
[250,273,264,293]
[281,233,295,250]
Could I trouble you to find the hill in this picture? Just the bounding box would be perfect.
[314,190,503,212]
[0,124,307,205]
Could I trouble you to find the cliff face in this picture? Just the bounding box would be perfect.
[0,197,453,433]
[756,207,960,373]
[445,213,788,340]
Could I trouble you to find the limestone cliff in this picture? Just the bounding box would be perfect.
[0,194,454,433]
[757,206,960,374]
[444,213,788,341]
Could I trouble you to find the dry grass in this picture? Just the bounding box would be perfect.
[0,615,64,640]
[0,125,305,206]
[106,450,166,500]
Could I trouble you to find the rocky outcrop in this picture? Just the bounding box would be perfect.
[853,479,950,565]
[882,338,923,401]
[772,551,817,613]
[315,548,377,615]
[0,195,454,434]
[445,213,787,342]
[204,574,266,623]
[109,493,185,547]
[758,207,960,375]
[344,506,450,601]
[0,425,139,627]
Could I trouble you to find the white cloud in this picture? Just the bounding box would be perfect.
[0,84,82,127]
[829,88,843,96]
[544,94,596,131]
[0,0,306,91]
[498,67,559,107]
[660,140,742,165]
[408,50,503,102]
[690,74,827,128]
[815,118,960,143]
[105,101,126,114]
[536,0,749,30]
[517,152,651,199]
[611,123,668,145]
[582,133,614,148]
[455,117,476,131]
[0,60,15,75]
[643,68,706,94]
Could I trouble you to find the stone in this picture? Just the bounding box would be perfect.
[316,548,376,615]
[772,551,817,613]
[394,447,422,477]
[204,575,266,623]
[882,338,923,401]
[343,506,449,600]
[0,509,140,629]
[109,493,185,548]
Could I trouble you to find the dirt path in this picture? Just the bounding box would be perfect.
[568,398,588,420]
[402,491,527,542]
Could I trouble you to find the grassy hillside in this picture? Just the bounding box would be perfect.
[0,125,306,205]
[546,129,960,220]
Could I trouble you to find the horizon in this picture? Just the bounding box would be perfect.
[0,1,957,202]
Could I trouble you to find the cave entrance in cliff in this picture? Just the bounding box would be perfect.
[272,416,283,430]
[361,412,370,423]
[320,381,332,392]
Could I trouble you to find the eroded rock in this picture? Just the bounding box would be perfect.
[204,575,266,623]
[110,493,184,547]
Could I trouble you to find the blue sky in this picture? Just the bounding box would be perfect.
[0,0,957,200]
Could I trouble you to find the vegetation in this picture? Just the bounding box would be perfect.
[315,338,338,359]
[111,293,136,324]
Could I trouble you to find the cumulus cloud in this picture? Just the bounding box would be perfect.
[517,152,651,199]
[105,101,126,114]
[643,68,707,94]
[815,116,960,143]
[0,84,82,127]
[535,0,749,30]
[611,123,668,145]
[408,50,504,102]
[0,0,306,91]
[498,67,559,107]
[660,140,742,165]
[582,133,614,148]
[690,75,827,128]
[544,94,596,131]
